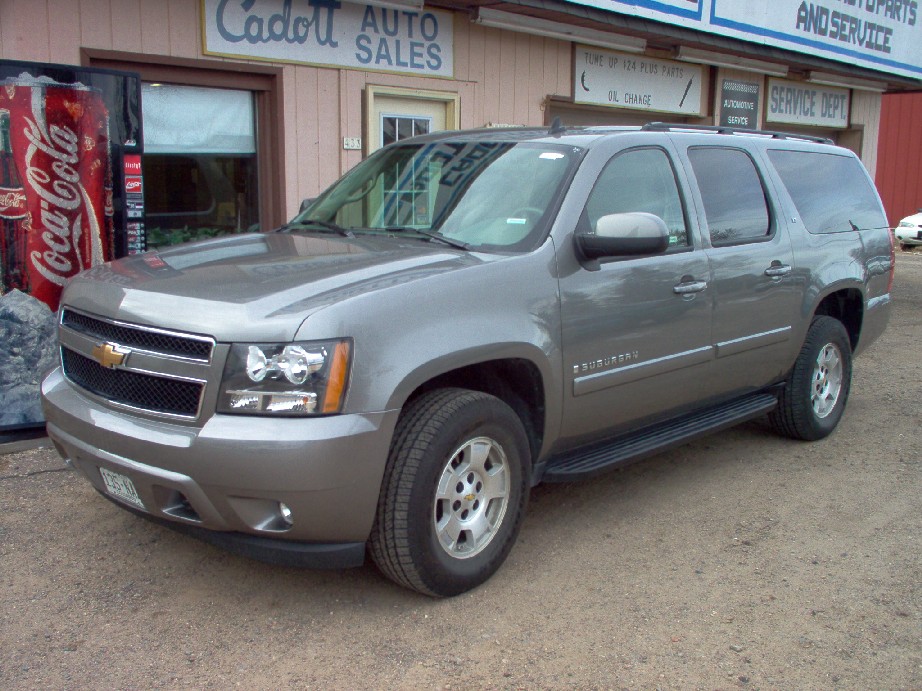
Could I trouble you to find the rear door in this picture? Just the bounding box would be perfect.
[680,142,798,392]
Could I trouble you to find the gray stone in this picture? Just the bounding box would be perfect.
[0,290,58,427]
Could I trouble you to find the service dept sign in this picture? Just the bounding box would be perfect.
[574,46,704,115]
[766,78,850,128]
[203,0,453,77]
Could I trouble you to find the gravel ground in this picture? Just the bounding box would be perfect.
[1,252,920,689]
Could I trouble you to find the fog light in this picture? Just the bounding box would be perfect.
[279,502,293,526]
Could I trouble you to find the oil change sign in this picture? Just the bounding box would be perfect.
[574,46,704,115]
[203,0,453,77]
[766,78,850,128]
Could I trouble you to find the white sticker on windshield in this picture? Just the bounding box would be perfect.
[539,152,565,160]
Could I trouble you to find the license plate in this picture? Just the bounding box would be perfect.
[99,467,145,510]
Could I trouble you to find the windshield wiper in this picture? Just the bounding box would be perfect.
[278,219,354,237]
[378,226,471,251]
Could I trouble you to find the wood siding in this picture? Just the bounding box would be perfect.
[1,0,572,218]
[877,92,922,225]
[849,90,882,179]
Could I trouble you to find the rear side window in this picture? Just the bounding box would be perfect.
[687,148,771,245]
[767,150,886,234]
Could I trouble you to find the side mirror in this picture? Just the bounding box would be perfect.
[576,212,670,269]
[299,197,316,214]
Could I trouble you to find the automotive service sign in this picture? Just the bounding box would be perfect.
[202,0,453,77]
[564,0,922,81]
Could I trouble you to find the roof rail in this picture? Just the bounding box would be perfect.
[641,122,834,145]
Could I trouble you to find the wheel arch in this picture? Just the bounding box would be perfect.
[389,350,551,464]
[813,286,863,351]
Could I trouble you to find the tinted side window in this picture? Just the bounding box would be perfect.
[767,150,885,234]
[585,148,689,248]
[687,148,770,245]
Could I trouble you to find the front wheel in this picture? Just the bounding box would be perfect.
[369,389,531,597]
[770,316,852,441]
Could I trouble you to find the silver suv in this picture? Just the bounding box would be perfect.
[42,123,894,596]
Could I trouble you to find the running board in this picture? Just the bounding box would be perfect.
[541,392,778,483]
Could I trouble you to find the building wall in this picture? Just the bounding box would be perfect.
[849,90,883,179]
[0,0,572,219]
[877,91,922,225]
[0,0,887,219]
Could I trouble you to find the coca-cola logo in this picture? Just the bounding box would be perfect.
[0,187,27,219]
[125,176,142,193]
[22,103,103,288]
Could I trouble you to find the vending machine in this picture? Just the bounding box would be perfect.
[0,60,142,439]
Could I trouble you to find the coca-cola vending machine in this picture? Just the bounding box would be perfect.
[0,60,142,439]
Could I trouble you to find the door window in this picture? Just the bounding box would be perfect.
[381,114,431,147]
[584,147,689,248]
[380,114,432,222]
[687,148,770,245]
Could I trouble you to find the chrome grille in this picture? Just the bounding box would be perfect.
[62,349,204,417]
[61,309,213,361]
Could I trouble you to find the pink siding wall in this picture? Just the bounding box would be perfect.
[877,92,922,226]
[1,1,572,217]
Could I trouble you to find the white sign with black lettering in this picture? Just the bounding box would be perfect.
[766,78,850,128]
[574,46,704,115]
[203,0,453,77]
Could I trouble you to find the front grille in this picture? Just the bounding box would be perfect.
[61,309,213,361]
[62,349,204,417]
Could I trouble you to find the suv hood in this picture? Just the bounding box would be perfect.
[62,232,489,342]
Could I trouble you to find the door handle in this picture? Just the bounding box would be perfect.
[673,280,708,295]
[764,263,792,278]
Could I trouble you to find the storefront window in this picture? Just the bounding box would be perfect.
[141,84,259,247]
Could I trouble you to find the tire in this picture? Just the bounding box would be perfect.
[369,388,531,597]
[770,316,852,441]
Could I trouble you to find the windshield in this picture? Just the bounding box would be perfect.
[293,140,581,251]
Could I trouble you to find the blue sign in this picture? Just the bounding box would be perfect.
[565,0,922,80]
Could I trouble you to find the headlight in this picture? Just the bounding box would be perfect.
[218,339,352,416]
[899,221,913,227]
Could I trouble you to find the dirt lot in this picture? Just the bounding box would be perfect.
[1,253,920,690]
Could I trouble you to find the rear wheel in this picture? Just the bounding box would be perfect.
[369,388,531,597]
[770,316,852,441]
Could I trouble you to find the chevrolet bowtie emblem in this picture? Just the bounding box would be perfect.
[92,342,130,369]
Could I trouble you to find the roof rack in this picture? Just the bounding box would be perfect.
[641,122,834,145]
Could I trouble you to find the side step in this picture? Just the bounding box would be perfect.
[541,392,778,483]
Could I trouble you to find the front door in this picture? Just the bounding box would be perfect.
[558,146,713,443]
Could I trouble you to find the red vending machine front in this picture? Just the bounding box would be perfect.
[0,60,141,438]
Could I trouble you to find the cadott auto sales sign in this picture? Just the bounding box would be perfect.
[202,0,453,77]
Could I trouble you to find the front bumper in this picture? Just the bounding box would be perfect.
[42,368,399,567]
[895,228,922,246]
